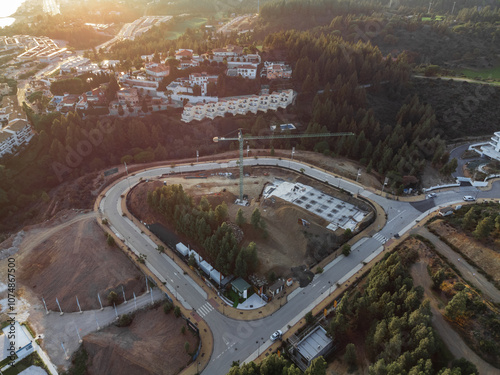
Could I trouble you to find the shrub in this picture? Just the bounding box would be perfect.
[163,301,173,314]
[174,306,181,318]
[116,313,133,327]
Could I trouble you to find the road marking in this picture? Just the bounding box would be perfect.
[387,210,406,225]
[372,233,388,244]
[197,302,214,317]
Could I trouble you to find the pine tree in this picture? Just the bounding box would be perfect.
[236,208,246,227]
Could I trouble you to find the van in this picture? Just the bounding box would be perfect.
[463,196,476,202]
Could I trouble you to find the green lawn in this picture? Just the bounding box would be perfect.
[461,66,500,81]
[164,17,208,40]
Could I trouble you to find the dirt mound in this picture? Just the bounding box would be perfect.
[83,306,198,375]
[17,218,146,312]
[291,265,314,287]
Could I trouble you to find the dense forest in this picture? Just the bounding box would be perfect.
[262,28,451,191]
[327,251,478,374]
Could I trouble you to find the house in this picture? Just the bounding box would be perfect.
[268,279,285,297]
[179,59,200,69]
[175,49,194,60]
[212,45,244,59]
[235,65,257,79]
[0,322,34,365]
[0,119,34,157]
[145,63,170,82]
[55,93,80,112]
[117,88,139,106]
[265,63,292,80]
[76,87,107,110]
[231,277,251,299]
[289,326,335,371]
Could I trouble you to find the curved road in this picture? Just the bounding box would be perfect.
[99,158,500,374]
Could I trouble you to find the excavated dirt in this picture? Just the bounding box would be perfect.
[83,305,198,375]
[14,216,146,312]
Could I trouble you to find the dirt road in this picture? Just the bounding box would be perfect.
[410,262,498,375]
[413,227,500,303]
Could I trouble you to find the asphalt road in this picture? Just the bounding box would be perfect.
[99,158,500,374]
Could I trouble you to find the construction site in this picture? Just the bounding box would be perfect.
[128,164,375,284]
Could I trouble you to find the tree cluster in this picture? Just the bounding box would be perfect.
[227,353,326,375]
[147,186,258,277]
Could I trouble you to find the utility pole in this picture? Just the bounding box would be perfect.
[124,162,131,189]
[196,150,199,163]
[451,1,456,14]
[428,1,432,13]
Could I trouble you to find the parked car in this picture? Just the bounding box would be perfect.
[463,196,476,202]
[270,330,283,341]
[427,193,437,198]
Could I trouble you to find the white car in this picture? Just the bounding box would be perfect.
[427,193,437,198]
[463,196,476,202]
[270,330,282,341]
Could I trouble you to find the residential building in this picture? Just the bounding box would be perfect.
[179,59,200,69]
[212,45,243,59]
[235,64,257,79]
[117,88,139,106]
[231,277,251,299]
[167,72,218,101]
[145,63,170,82]
[0,119,34,157]
[289,326,335,371]
[0,322,35,364]
[175,49,194,60]
[181,89,295,123]
[76,87,107,110]
[264,62,293,80]
[480,132,500,161]
[55,93,80,112]
[59,56,91,74]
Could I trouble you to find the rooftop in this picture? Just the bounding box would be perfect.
[231,277,250,293]
[296,326,332,361]
[8,119,29,132]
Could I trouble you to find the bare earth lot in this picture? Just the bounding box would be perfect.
[429,219,500,284]
[0,209,146,316]
[129,166,373,278]
[83,305,198,375]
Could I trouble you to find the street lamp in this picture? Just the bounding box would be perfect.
[338,177,342,189]
[328,280,332,295]
[356,168,361,182]
[196,150,199,163]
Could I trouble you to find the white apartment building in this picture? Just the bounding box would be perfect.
[181,89,295,123]
[0,119,34,157]
[481,132,500,161]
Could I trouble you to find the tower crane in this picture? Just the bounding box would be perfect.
[213,129,354,202]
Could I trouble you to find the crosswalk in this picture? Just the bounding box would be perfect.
[373,233,388,244]
[197,302,214,318]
